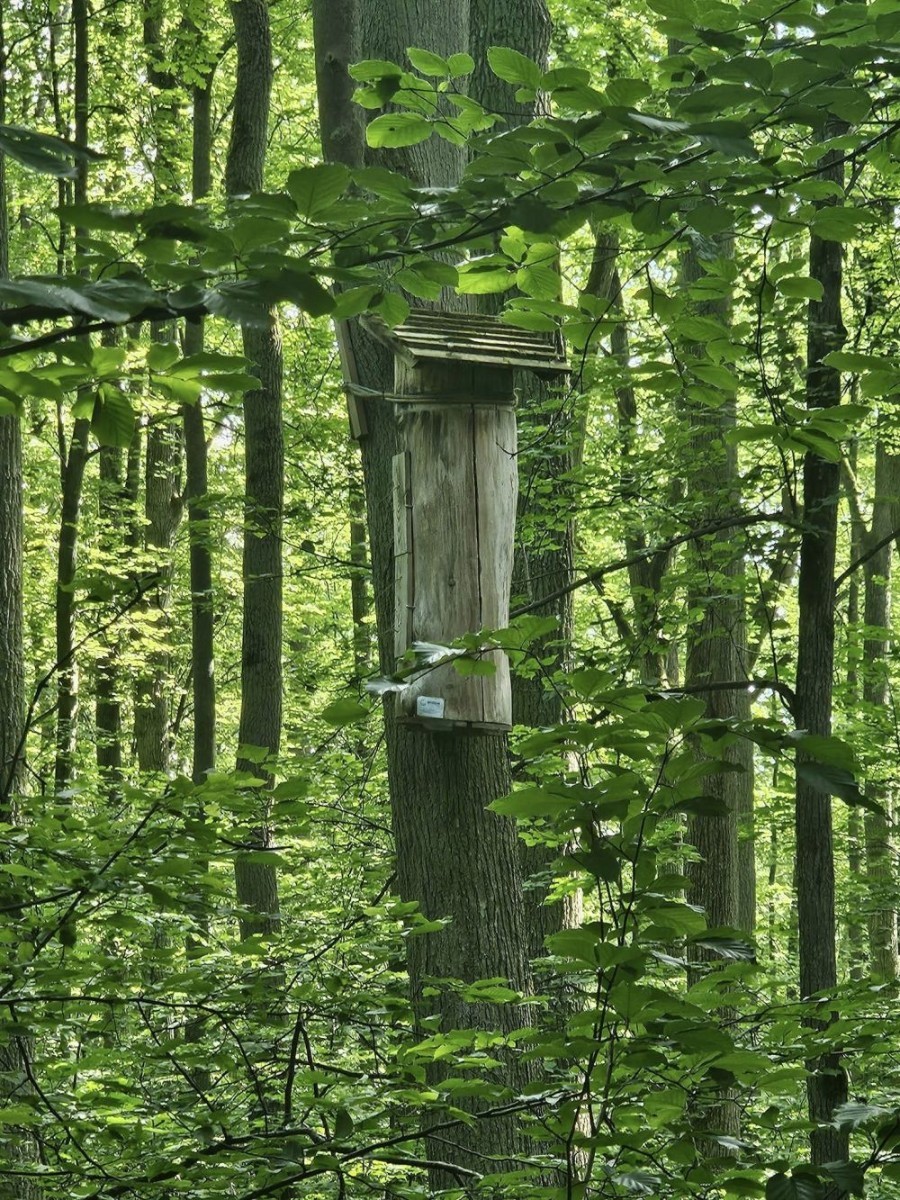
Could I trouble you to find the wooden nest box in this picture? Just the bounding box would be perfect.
[363,307,567,733]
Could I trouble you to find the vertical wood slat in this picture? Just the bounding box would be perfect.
[335,320,367,438]
[474,406,517,727]
[392,450,413,659]
[391,357,518,730]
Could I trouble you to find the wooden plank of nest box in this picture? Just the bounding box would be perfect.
[361,307,568,376]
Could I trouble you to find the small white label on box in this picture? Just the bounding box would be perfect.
[416,695,445,719]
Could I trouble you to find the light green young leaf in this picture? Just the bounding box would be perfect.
[367,112,432,148]
[321,698,371,727]
[406,47,450,77]
[487,46,542,89]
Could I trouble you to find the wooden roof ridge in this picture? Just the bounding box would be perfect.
[361,305,569,376]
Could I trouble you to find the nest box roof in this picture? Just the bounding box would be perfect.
[362,307,569,376]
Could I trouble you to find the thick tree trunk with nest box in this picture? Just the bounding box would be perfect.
[363,307,567,731]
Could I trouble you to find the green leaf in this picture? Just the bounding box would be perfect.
[766,1174,795,1200]
[287,164,351,220]
[685,203,734,234]
[688,928,756,961]
[373,290,410,327]
[487,46,542,89]
[0,123,100,177]
[490,786,580,819]
[406,47,450,77]
[790,733,856,772]
[832,1102,890,1130]
[822,351,895,372]
[797,761,879,811]
[367,113,432,148]
[614,1170,660,1194]
[333,1108,354,1141]
[91,386,134,449]
[823,1162,865,1196]
[447,52,475,78]
[453,656,497,677]
[777,277,825,302]
[349,59,405,82]
[394,267,442,301]
[545,927,601,965]
[686,119,756,157]
[810,206,875,242]
[605,78,652,107]
[147,341,181,372]
[321,698,371,727]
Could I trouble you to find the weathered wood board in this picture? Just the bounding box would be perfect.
[392,358,518,731]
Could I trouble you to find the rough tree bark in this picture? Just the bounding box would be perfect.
[183,66,216,787]
[795,139,849,1166]
[680,238,754,943]
[134,350,182,774]
[227,0,283,939]
[94,423,137,799]
[469,0,583,961]
[860,443,900,980]
[54,0,91,795]
[0,0,41,1186]
[314,0,536,1181]
[585,230,677,688]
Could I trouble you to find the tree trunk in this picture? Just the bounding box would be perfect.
[679,239,754,949]
[0,0,40,1183]
[314,1,536,1180]
[134,348,182,774]
[794,141,849,1166]
[54,0,91,795]
[227,0,283,939]
[95,434,135,799]
[469,0,581,960]
[182,53,215,1090]
[183,67,216,786]
[861,442,900,980]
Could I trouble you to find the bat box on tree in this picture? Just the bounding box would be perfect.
[363,307,568,732]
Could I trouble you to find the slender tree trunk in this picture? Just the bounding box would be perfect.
[95,433,135,799]
[184,70,215,786]
[861,442,900,980]
[54,415,89,793]
[677,239,750,1148]
[844,450,867,982]
[680,242,754,943]
[134,338,182,775]
[227,0,283,939]
[54,0,91,794]
[795,140,849,1166]
[470,0,582,959]
[182,58,215,1090]
[314,2,536,1180]
[0,0,40,1184]
[585,230,676,687]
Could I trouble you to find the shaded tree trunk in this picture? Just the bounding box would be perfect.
[795,142,849,1166]
[94,430,137,799]
[861,442,900,980]
[0,0,40,1183]
[314,1,536,1181]
[679,239,754,942]
[54,0,91,795]
[227,0,283,939]
[470,0,582,960]
[134,355,182,774]
[183,67,216,786]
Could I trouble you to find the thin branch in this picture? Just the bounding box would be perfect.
[511,511,789,618]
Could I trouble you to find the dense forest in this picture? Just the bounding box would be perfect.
[2,0,900,1197]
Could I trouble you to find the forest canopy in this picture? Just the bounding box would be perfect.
[2,1,900,1199]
